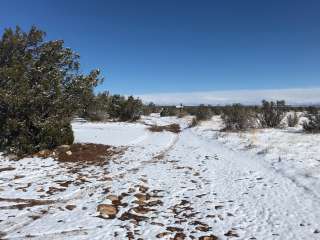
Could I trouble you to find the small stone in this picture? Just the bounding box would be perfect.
[139,185,149,193]
[65,205,76,211]
[195,225,210,232]
[106,195,121,205]
[97,204,118,219]
[66,151,72,156]
[173,232,186,240]
[224,230,239,237]
[199,235,218,240]
[134,193,150,202]
[57,145,71,151]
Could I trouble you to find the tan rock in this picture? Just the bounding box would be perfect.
[97,204,118,218]
[56,145,71,151]
[134,193,150,202]
[106,195,121,205]
[66,150,72,156]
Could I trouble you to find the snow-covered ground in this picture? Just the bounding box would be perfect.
[0,115,319,239]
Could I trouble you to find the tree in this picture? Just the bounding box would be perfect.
[0,26,102,155]
[119,96,143,121]
[107,94,126,119]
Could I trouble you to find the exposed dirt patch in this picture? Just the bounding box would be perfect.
[56,143,116,164]
[199,235,218,240]
[148,124,181,133]
[0,197,55,210]
[33,143,124,166]
[0,166,15,172]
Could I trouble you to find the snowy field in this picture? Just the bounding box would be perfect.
[0,114,320,239]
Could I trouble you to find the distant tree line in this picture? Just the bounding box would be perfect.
[157,102,320,132]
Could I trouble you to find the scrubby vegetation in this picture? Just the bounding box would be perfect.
[221,104,255,131]
[303,107,320,133]
[159,104,214,124]
[287,112,299,127]
[82,93,143,122]
[193,104,213,121]
[148,124,181,133]
[220,100,289,131]
[257,100,286,128]
[0,26,102,155]
[160,107,178,117]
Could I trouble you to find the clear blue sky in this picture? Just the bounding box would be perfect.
[1,0,320,95]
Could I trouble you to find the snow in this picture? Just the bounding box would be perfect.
[72,122,148,146]
[1,114,320,239]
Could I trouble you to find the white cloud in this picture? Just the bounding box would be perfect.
[137,88,320,105]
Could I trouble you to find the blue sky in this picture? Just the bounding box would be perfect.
[1,0,320,103]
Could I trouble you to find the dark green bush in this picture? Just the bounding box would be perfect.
[118,96,143,121]
[0,26,101,155]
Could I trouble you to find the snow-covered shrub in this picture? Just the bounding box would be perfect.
[0,26,102,155]
[303,108,320,133]
[221,104,255,131]
[287,112,299,127]
[257,100,286,128]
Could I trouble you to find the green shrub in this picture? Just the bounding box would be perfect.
[257,100,286,128]
[0,26,102,155]
[221,104,255,131]
[119,96,143,121]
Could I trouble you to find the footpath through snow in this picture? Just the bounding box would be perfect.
[0,115,319,239]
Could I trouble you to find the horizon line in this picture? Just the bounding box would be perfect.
[136,87,320,106]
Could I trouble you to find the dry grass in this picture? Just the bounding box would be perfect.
[148,124,181,133]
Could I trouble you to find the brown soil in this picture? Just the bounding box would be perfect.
[148,124,181,133]
[55,143,120,164]
[0,166,15,172]
[199,235,219,240]
[0,197,55,210]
